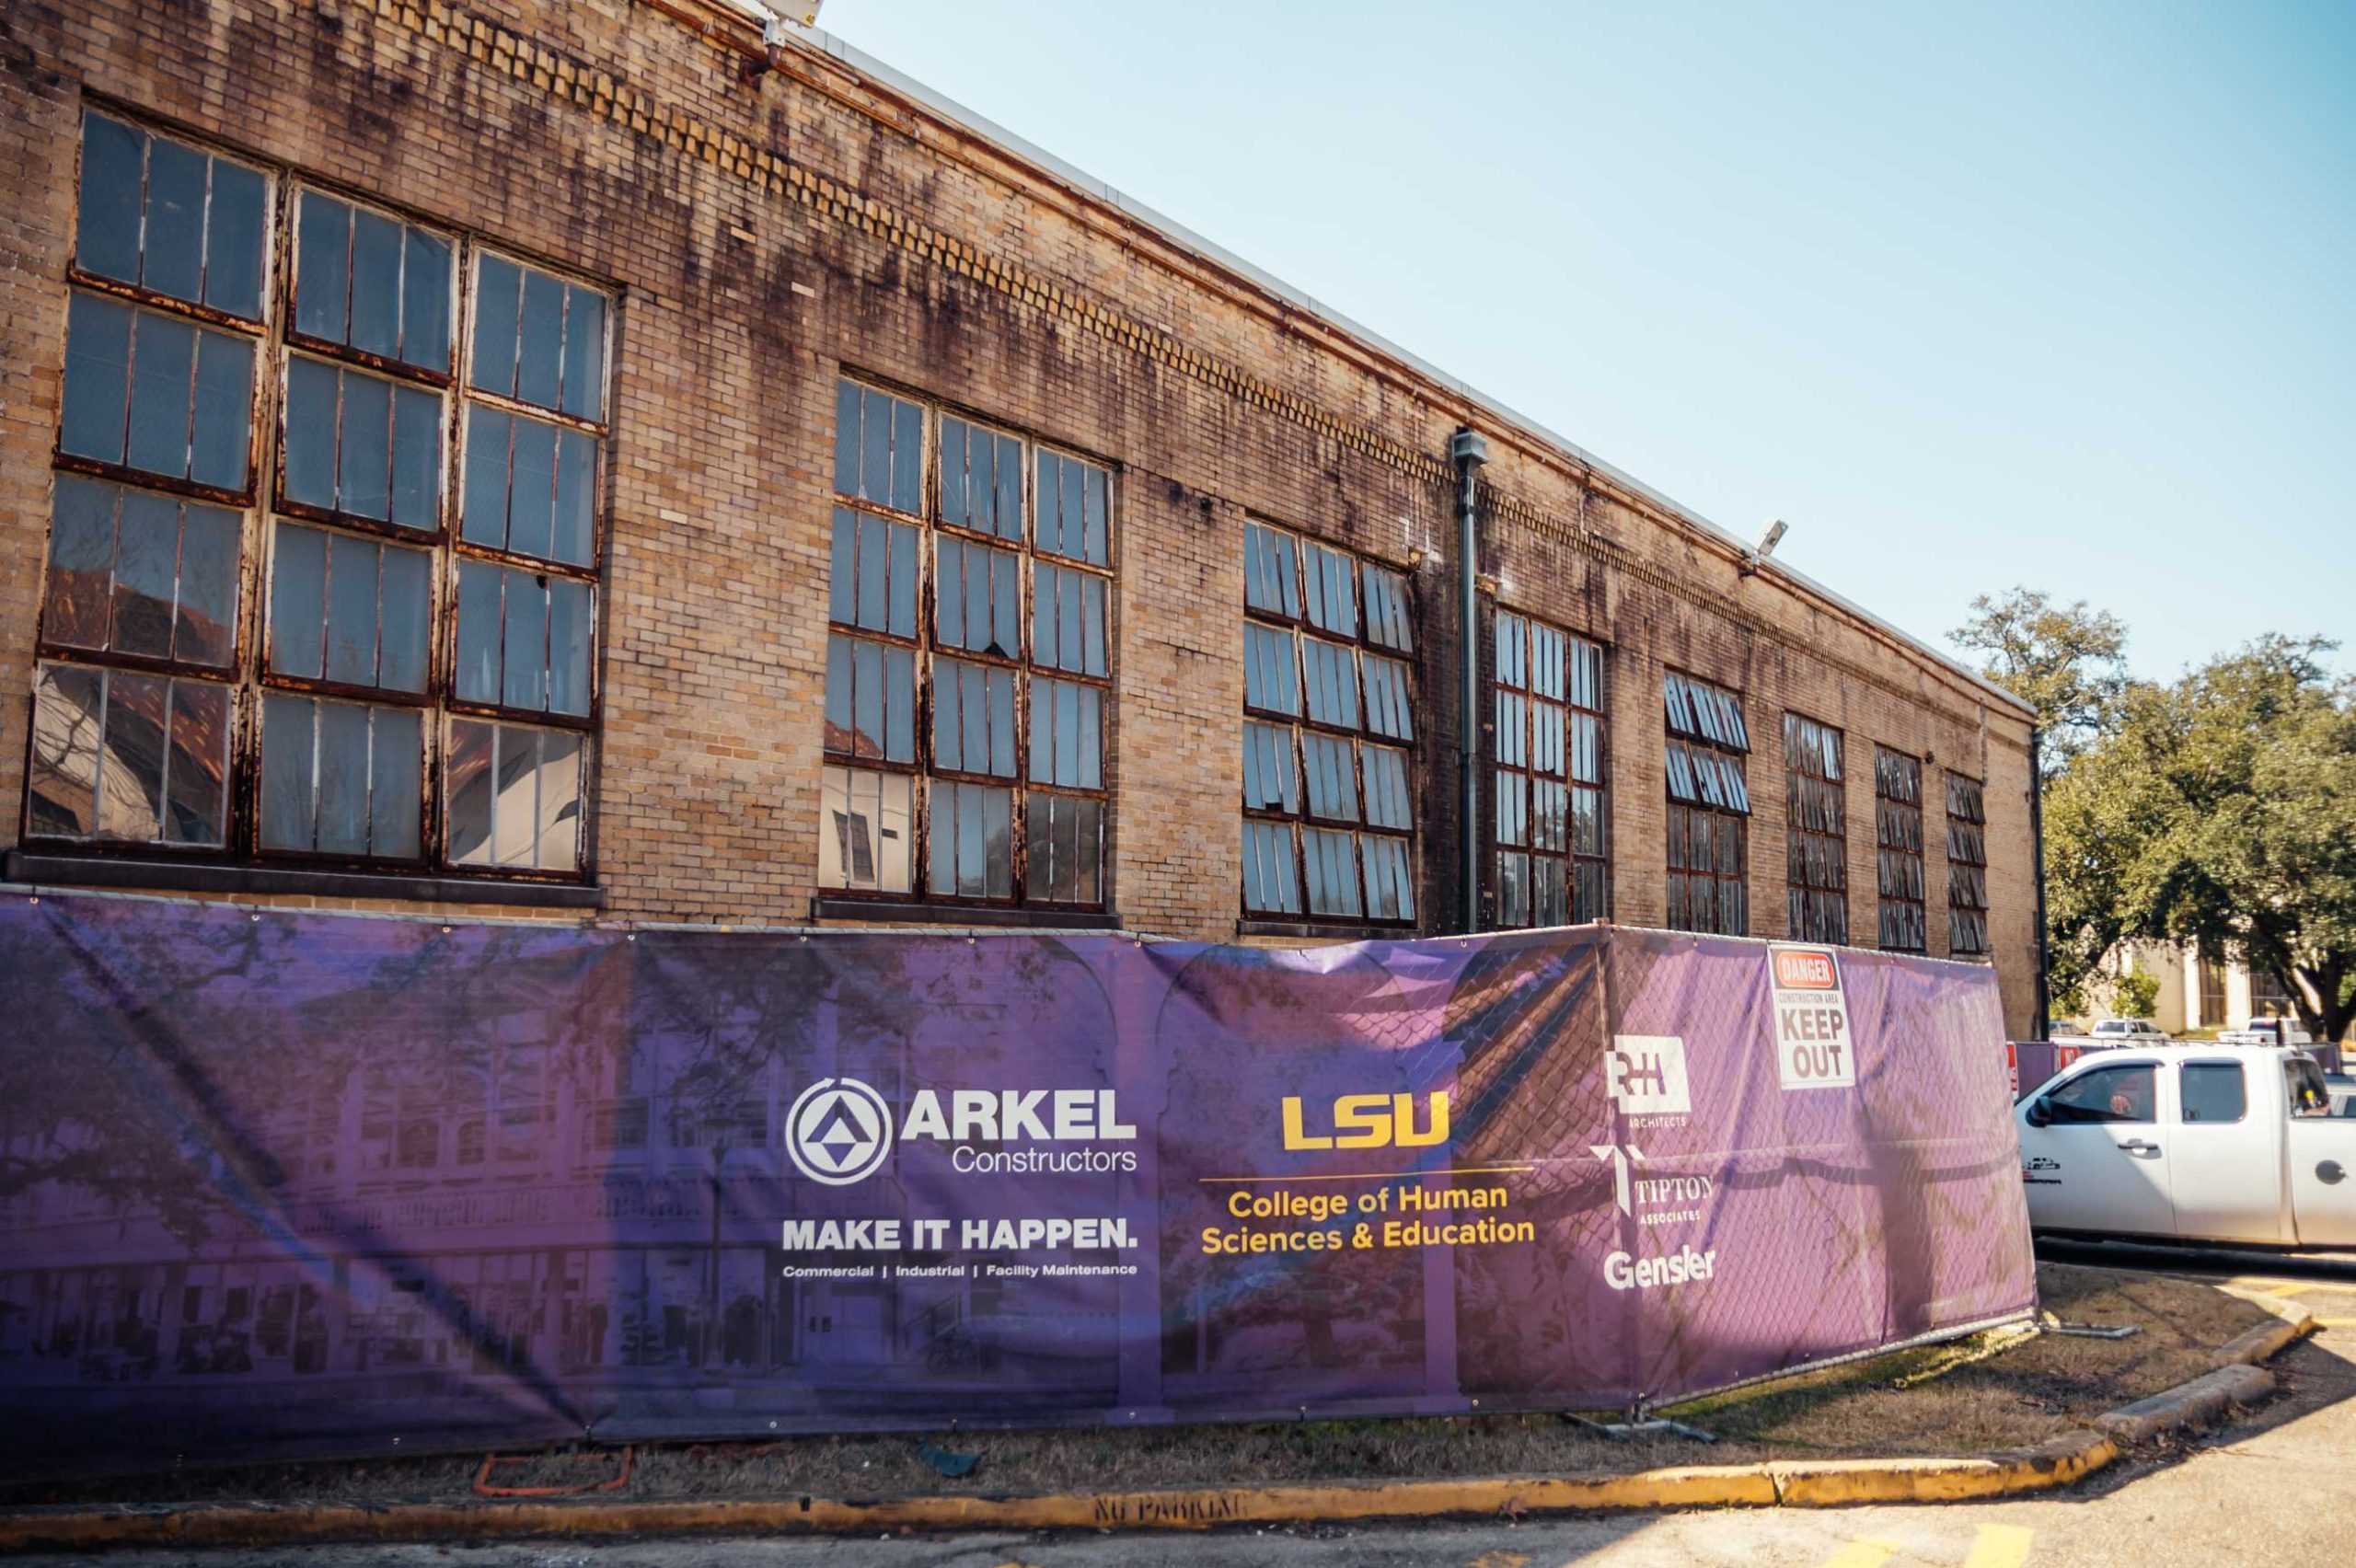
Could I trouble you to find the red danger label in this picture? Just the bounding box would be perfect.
[1773,950,1838,990]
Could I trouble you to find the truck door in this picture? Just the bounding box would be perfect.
[2023,1059,2175,1238]
[2283,1056,2356,1247]
[2166,1059,2287,1245]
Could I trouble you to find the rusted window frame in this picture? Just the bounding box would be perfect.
[1944,769,1989,956]
[819,376,1116,912]
[1784,710,1848,945]
[1238,518,1418,928]
[1489,607,1608,929]
[1875,744,1927,952]
[1663,669,1750,937]
[25,104,614,885]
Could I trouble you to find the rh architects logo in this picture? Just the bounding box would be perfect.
[786,1077,895,1186]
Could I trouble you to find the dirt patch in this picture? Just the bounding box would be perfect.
[1676,1262,2275,1457]
[0,1262,2278,1509]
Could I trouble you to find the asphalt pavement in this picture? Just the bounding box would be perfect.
[13,1253,2355,1568]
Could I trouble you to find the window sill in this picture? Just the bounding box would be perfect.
[4,850,604,910]
[1236,918,1416,942]
[812,896,1123,932]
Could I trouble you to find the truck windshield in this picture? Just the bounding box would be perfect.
[2285,1058,2333,1119]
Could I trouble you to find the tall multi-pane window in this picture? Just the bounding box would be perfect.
[1875,746,1927,952]
[1663,672,1750,935]
[817,378,1114,907]
[1239,521,1416,925]
[1784,713,1847,944]
[1944,771,1988,957]
[1492,612,1605,928]
[2199,957,2227,1024]
[30,110,608,878]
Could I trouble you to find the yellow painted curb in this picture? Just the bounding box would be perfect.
[1770,1432,2119,1506]
[0,1467,1783,1551]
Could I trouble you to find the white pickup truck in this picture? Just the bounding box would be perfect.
[2015,1044,2356,1247]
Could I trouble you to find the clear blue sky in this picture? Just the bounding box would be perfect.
[821,0,2353,682]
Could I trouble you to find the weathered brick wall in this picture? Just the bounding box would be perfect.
[0,0,2040,1031]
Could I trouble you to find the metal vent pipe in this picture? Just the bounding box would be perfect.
[1449,427,1489,935]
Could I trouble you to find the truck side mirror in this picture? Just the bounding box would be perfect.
[2025,1100,2050,1128]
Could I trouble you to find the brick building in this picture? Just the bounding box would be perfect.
[0,0,2043,1033]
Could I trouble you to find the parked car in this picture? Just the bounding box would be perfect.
[2327,1072,2356,1117]
[2217,1016,2316,1048]
[2089,1019,2170,1042]
[2015,1045,2356,1247]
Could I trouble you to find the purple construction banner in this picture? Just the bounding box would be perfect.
[0,892,2034,1477]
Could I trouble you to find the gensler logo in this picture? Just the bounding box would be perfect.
[785,1078,895,1186]
[1604,1245,1718,1290]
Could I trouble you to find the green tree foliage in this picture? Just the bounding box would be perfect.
[1950,589,2130,762]
[2109,964,2161,1020]
[2046,637,2356,1042]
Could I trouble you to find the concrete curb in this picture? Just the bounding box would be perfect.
[2092,1364,2276,1443]
[0,1291,2316,1550]
[2211,1297,2316,1369]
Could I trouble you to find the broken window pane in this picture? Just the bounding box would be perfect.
[1361,562,1412,652]
[1029,793,1103,905]
[1301,541,1356,638]
[1364,745,1411,832]
[1301,827,1361,918]
[818,765,914,892]
[1496,612,1527,690]
[935,536,1022,657]
[1241,818,1299,915]
[1301,732,1358,823]
[1242,721,1298,813]
[1243,522,1300,617]
[1300,638,1358,729]
[1243,623,1299,716]
[1363,653,1413,741]
[1363,835,1414,922]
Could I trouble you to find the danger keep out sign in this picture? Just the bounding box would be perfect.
[1769,944,1854,1090]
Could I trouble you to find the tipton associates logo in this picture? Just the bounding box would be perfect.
[784,1078,1139,1186]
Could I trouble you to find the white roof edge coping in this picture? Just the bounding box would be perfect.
[744,13,2032,721]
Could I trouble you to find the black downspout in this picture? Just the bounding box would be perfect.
[1449,428,1489,935]
[2029,723,2051,1041]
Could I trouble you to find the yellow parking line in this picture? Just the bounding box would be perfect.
[1964,1523,2036,1568]
[1819,1543,1899,1568]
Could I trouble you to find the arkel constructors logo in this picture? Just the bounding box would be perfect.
[784,1078,1138,1187]
[778,1079,1144,1274]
